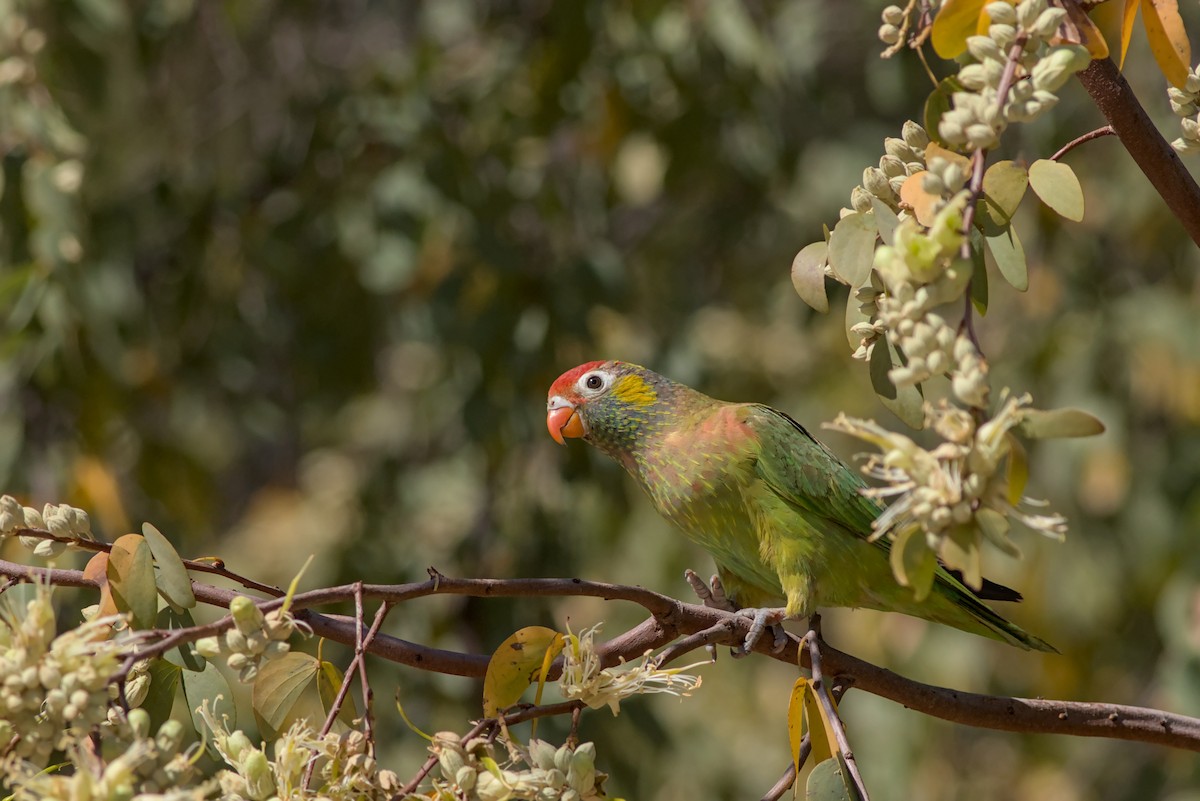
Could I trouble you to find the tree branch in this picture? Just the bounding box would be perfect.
[6,558,1199,753]
[1076,57,1200,247]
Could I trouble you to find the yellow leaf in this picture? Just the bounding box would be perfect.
[1141,0,1191,88]
[1059,1,1109,59]
[805,682,835,767]
[1120,0,1141,68]
[482,626,565,717]
[932,0,987,59]
[786,677,809,773]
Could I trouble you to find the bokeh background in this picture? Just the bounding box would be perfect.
[3,1,1200,798]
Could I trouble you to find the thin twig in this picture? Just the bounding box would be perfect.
[1051,125,1116,162]
[761,758,800,801]
[806,618,871,800]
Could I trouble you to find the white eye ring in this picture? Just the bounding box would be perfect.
[579,371,609,394]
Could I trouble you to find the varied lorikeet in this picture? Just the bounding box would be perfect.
[546,360,1054,652]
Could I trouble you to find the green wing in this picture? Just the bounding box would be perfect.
[745,404,1023,604]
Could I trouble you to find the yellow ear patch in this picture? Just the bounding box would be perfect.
[612,373,657,407]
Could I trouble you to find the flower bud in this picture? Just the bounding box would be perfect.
[230,596,266,634]
[1031,7,1067,38]
[884,137,920,163]
[965,35,1004,63]
[902,120,930,150]
[957,64,989,91]
[882,5,905,25]
[878,23,901,45]
[850,186,873,213]
[242,749,275,801]
[863,166,894,199]
[988,23,1016,48]
[1185,72,1200,95]
[985,2,1017,25]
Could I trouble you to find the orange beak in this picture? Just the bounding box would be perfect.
[547,398,586,445]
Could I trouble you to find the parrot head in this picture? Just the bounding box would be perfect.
[546,361,669,460]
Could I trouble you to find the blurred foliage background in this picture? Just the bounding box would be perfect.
[2,0,1200,798]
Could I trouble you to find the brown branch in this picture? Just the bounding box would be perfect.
[761,759,800,801]
[805,617,870,800]
[1076,57,1200,247]
[1051,125,1116,162]
[7,558,1200,753]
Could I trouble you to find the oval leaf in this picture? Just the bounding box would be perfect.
[1028,159,1084,222]
[482,626,564,717]
[872,338,925,430]
[899,172,940,227]
[791,242,830,313]
[981,160,1028,220]
[869,198,901,246]
[931,0,987,59]
[142,658,182,732]
[157,607,206,671]
[1018,408,1106,439]
[827,212,877,288]
[806,757,853,801]
[142,522,196,612]
[890,526,937,601]
[108,533,158,629]
[253,651,321,739]
[183,661,237,737]
[983,223,1028,292]
[804,685,833,768]
[1140,0,1191,88]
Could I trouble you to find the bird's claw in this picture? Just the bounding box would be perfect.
[735,607,788,656]
[684,569,737,613]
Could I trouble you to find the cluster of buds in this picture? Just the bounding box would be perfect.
[199,701,399,801]
[428,731,607,801]
[940,0,1090,150]
[877,4,906,47]
[195,596,303,683]
[827,395,1067,592]
[0,495,93,558]
[850,121,930,213]
[557,624,704,715]
[110,708,202,795]
[853,198,991,407]
[1169,66,1200,155]
[0,582,129,767]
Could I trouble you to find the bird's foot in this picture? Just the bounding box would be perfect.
[683,569,738,613]
[736,607,789,656]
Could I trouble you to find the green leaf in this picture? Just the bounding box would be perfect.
[482,626,564,717]
[890,526,936,601]
[253,652,321,739]
[156,607,206,672]
[1028,159,1084,222]
[940,526,982,590]
[142,658,182,732]
[827,212,876,288]
[141,522,196,612]
[183,661,236,736]
[981,160,1028,220]
[791,242,830,313]
[970,233,989,314]
[871,338,925,430]
[869,198,900,246]
[107,534,158,629]
[931,0,986,58]
[1004,433,1029,507]
[924,77,962,148]
[317,660,357,729]
[983,223,1028,292]
[806,757,853,801]
[977,507,1021,559]
[1018,408,1106,439]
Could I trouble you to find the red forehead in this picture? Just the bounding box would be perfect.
[549,361,609,396]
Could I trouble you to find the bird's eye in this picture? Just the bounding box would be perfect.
[584,373,604,390]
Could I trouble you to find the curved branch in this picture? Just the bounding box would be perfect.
[5,558,1199,753]
[1076,57,1200,246]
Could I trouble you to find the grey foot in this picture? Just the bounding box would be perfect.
[684,569,737,613]
[738,607,788,654]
